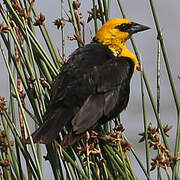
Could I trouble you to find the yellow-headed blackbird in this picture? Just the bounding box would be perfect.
[29,19,150,147]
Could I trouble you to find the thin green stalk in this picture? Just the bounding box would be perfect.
[140,67,150,177]
[0,34,28,90]
[36,133,42,174]
[0,167,5,180]
[92,0,98,33]
[166,171,171,180]
[0,152,9,180]
[90,162,101,180]
[97,0,105,24]
[99,151,109,179]
[117,0,126,18]
[113,148,136,180]
[95,153,113,180]
[87,155,93,180]
[15,143,25,180]
[31,47,53,85]
[62,161,71,180]
[102,0,108,21]
[3,112,39,180]
[23,0,36,34]
[67,0,82,47]
[130,37,169,150]
[148,0,179,111]
[156,40,163,180]
[105,167,114,180]
[142,71,169,149]
[90,156,102,179]
[20,66,42,124]
[1,116,19,179]
[62,148,89,180]
[67,162,78,180]
[61,148,79,180]
[22,21,41,78]
[148,4,180,177]
[7,35,26,180]
[9,96,25,180]
[1,33,42,123]
[103,152,117,178]
[28,34,58,78]
[125,155,138,180]
[131,148,151,180]
[26,31,58,79]
[62,161,74,180]
[1,6,51,91]
[0,44,43,179]
[103,145,127,179]
[61,0,66,60]
[45,144,62,180]
[23,0,30,15]
[68,0,79,33]
[23,20,46,116]
[38,24,60,69]
[65,147,85,179]
[76,153,89,177]
[157,41,161,122]
[1,2,58,78]
[109,146,134,179]
[118,143,129,179]
[107,0,111,20]
[157,167,162,180]
[117,0,170,165]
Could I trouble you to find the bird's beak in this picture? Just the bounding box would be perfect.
[128,22,150,35]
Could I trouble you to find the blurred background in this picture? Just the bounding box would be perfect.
[0,0,180,179]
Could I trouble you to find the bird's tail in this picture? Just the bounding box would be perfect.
[26,106,74,144]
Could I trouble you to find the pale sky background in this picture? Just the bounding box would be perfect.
[0,0,180,179]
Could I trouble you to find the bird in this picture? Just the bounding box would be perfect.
[28,18,150,148]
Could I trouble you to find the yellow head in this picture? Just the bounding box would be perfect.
[96,18,150,46]
[96,18,150,71]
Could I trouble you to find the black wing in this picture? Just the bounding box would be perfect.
[70,57,135,134]
[50,42,114,106]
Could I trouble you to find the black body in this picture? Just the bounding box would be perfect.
[31,42,135,147]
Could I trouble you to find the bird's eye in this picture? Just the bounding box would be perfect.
[115,23,131,32]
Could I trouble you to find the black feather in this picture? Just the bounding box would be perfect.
[27,42,134,147]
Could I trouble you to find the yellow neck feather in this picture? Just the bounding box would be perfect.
[100,40,138,72]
